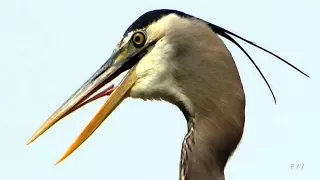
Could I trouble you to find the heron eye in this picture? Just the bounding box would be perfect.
[132,32,146,47]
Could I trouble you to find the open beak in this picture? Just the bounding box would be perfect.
[27,42,148,164]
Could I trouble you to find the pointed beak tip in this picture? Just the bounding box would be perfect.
[55,153,69,165]
[26,138,35,146]
[26,131,42,146]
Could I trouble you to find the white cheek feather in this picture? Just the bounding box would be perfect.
[128,14,195,113]
[130,38,175,100]
[129,38,194,114]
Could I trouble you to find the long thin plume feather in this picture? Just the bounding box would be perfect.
[209,23,309,77]
[218,31,277,103]
[207,22,309,102]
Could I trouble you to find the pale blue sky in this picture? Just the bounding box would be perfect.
[0,0,319,180]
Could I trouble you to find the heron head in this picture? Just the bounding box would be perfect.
[27,9,308,165]
[27,10,207,164]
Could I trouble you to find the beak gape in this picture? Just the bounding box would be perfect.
[27,54,140,164]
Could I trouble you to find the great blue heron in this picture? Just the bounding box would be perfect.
[27,9,308,180]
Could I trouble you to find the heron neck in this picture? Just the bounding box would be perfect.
[179,100,245,180]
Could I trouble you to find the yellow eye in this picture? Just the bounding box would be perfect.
[132,32,146,47]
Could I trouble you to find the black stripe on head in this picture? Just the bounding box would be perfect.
[123,9,194,36]
[124,9,308,103]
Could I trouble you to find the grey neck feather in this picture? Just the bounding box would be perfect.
[171,20,246,180]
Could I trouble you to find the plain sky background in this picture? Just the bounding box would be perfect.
[0,0,319,180]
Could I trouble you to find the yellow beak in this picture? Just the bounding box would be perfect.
[26,45,145,164]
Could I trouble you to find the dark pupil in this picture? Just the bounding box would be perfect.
[134,35,141,43]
